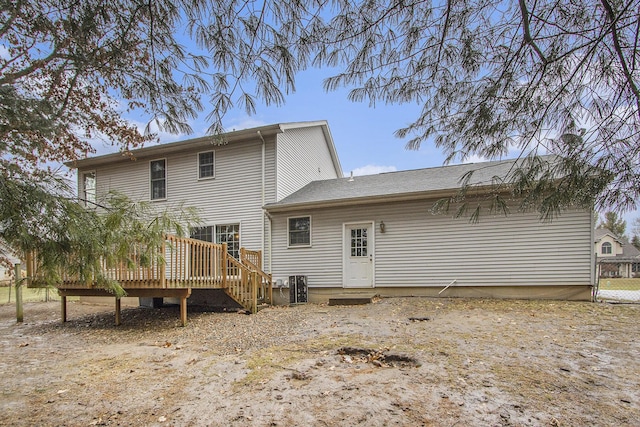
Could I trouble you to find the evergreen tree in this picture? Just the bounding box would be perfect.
[598,212,627,238]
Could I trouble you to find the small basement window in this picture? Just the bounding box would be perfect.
[288,216,311,247]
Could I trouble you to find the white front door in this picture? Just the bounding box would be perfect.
[343,222,374,288]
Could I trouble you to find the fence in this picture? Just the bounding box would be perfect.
[595,278,640,303]
[0,284,62,304]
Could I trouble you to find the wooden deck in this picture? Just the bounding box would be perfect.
[27,235,272,326]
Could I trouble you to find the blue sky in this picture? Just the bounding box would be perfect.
[121,67,452,178]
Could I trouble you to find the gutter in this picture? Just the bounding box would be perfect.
[65,124,285,169]
[263,185,511,214]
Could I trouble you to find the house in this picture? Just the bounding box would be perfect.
[0,242,21,285]
[58,121,342,318]
[60,120,594,318]
[264,158,594,302]
[595,228,640,278]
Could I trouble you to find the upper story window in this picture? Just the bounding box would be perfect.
[82,171,96,206]
[601,242,612,254]
[288,216,311,247]
[150,159,166,200]
[198,151,215,179]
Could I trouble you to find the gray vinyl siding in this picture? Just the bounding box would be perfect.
[269,199,593,288]
[83,140,267,253]
[87,160,150,202]
[276,127,339,201]
[263,138,277,269]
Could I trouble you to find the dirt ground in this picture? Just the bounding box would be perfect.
[0,297,638,427]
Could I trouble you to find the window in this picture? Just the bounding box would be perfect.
[632,263,640,273]
[82,171,96,206]
[191,224,240,259]
[198,151,215,179]
[191,226,214,243]
[602,242,612,255]
[350,227,368,257]
[288,216,311,247]
[150,159,166,200]
[216,224,240,259]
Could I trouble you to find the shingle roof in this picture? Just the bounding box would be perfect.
[596,228,640,262]
[65,121,342,176]
[265,156,546,211]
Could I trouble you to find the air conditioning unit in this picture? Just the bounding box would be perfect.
[289,275,307,304]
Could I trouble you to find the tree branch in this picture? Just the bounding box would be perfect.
[600,0,640,118]
[518,0,548,64]
[0,47,61,86]
[436,0,452,63]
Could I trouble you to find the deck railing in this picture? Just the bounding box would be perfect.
[240,248,262,270]
[26,234,271,313]
[164,234,227,288]
[240,248,272,305]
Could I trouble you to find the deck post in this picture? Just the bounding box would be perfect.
[15,263,23,323]
[61,295,67,322]
[160,239,166,288]
[251,272,258,314]
[115,298,121,326]
[222,243,228,289]
[180,293,188,326]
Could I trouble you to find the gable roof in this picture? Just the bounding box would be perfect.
[65,120,342,176]
[595,228,640,261]
[265,156,548,212]
[594,228,623,243]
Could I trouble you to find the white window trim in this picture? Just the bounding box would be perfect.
[149,158,167,201]
[81,170,97,208]
[197,150,216,180]
[190,221,242,255]
[215,222,241,259]
[287,215,312,248]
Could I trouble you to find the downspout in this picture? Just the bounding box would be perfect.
[258,131,266,269]
[265,211,273,273]
[591,208,597,301]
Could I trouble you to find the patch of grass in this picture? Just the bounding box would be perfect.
[233,333,375,387]
[598,278,640,291]
[0,286,72,304]
[234,348,301,387]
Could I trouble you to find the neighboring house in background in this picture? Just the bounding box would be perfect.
[0,242,22,284]
[595,228,640,278]
[66,120,595,304]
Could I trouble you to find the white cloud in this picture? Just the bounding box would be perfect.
[225,117,268,132]
[135,118,190,144]
[458,154,487,164]
[0,44,8,59]
[347,164,397,177]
